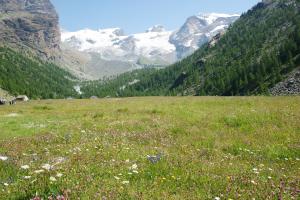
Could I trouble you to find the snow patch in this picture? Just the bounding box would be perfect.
[74,85,82,95]
[128,79,140,85]
[197,13,240,24]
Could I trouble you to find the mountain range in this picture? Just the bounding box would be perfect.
[61,13,239,79]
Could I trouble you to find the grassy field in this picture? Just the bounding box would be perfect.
[0,97,299,199]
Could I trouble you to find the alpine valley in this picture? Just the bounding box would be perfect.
[0,1,300,199]
[0,0,299,99]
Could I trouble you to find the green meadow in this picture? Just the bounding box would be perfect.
[0,97,299,199]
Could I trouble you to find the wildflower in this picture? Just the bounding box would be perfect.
[251,180,257,185]
[268,176,272,179]
[268,168,273,171]
[3,183,9,186]
[296,158,299,161]
[24,176,32,179]
[114,176,120,180]
[21,165,30,170]
[125,159,130,163]
[41,164,52,171]
[122,181,129,185]
[128,172,133,175]
[132,170,139,174]
[130,164,138,170]
[50,176,57,182]
[0,156,8,161]
[214,197,221,200]
[34,169,45,174]
[56,173,63,178]
[56,195,65,200]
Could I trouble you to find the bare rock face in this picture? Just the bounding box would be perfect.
[0,0,60,60]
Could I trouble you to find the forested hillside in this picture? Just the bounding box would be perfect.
[82,0,300,97]
[0,47,77,99]
[81,68,159,97]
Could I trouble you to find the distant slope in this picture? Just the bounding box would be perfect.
[0,47,77,99]
[82,0,300,97]
[81,68,159,97]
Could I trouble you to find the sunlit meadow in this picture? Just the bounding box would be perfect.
[0,97,299,199]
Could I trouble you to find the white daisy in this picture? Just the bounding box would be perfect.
[34,169,45,174]
[130,164,138,170]
[21,165,30,170]
[41,164,52,171]
[0,156,8,161]
[122,181,129,185]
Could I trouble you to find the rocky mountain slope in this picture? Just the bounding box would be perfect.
[61,13,239,79]
[0,0,78,99]
[0,0,61,60]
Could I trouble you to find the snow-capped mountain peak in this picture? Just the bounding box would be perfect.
[61,12,240,79]
[62,27,176,63]
[170,12,240,58]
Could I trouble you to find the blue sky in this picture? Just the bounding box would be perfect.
[51,0,260,34]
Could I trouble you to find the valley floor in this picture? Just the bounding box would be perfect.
[0,97,299,199]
